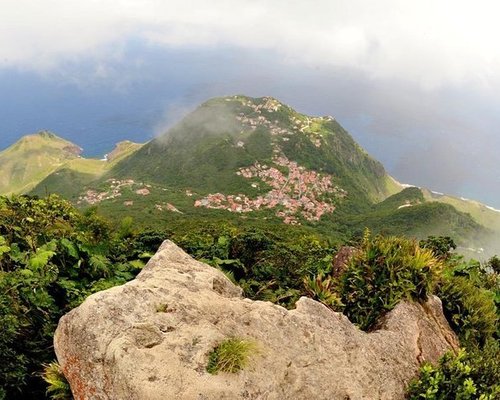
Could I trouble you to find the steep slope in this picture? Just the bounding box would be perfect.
[103,96,401,222]
[111,96,400,202]
[0,131,82,195]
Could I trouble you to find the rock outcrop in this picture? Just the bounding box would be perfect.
[55,241,458,400]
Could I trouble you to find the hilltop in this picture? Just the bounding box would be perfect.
[29,139,143,199]
[0,131,82,195]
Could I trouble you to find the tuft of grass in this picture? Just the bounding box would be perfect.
[206,338,258,374]
[42,362,72,400]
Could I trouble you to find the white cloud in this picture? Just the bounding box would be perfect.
[1,0,500,89]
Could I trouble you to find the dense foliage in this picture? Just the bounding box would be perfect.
[407,346,500,400]
[408,240,499,399]
[170,223,337,307]
[0,194,498,398]
[338,232,443,330]
[0,195,162,400]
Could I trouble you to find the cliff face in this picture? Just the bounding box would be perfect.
[54,241,458,400]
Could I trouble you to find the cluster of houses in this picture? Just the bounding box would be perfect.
[235,97,295,138]
[194,152,346,224]
[237,96,282,113]
[78,178,186,214]
[232,96,334,149]
[77,179,151,205]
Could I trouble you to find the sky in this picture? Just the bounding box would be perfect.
[0,0,499,207]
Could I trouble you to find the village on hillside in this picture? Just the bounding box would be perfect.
[195,150,346,224]
[76,98,345,224]
[233,96,334,148]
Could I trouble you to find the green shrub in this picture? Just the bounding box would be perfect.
[467,340,500,396]
[419,236,456,260]
[0,195,154,399]
[437,276,498,347]
[407,347,500,400]
[206,338,257,374]
[303,273,343,309]
[339,232,442,330]
[42,362,72,400]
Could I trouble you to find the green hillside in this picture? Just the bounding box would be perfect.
[0,131,83,195]
[422,188,500,232]
[30,140,143,200]
[80,96,487,248]
[109,96,399,204]
[2,96,495,251]
[0,130,144,199]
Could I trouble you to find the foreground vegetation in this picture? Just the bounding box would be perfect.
[0,195,162,399]
[0,195,498,399]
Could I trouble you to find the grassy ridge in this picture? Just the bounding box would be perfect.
[0,131,82,195]
[422,188,500,232]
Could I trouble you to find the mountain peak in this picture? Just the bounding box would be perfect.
[10,130,82,154]
[36,130,58,140]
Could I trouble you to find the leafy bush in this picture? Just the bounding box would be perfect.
[206,338,258,374]
[407,347,500,400]
[420,236,456,260]
[438,276,497,347]
[0,195,157,399]
[303,273,343,309]
[436,255,498,347]
[339,232,442,330]
[408,253,499,399]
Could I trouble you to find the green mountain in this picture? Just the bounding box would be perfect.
[0,131,83,195]
[109,96,400,202]
[77,96,490,248]
[1,96,496,251]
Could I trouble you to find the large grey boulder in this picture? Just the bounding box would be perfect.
[55,240,458,400]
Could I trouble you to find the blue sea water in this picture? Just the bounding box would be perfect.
[0,69,158,156]
[0,43,258,157]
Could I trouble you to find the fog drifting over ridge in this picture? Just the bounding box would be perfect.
[0,1,499,207]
